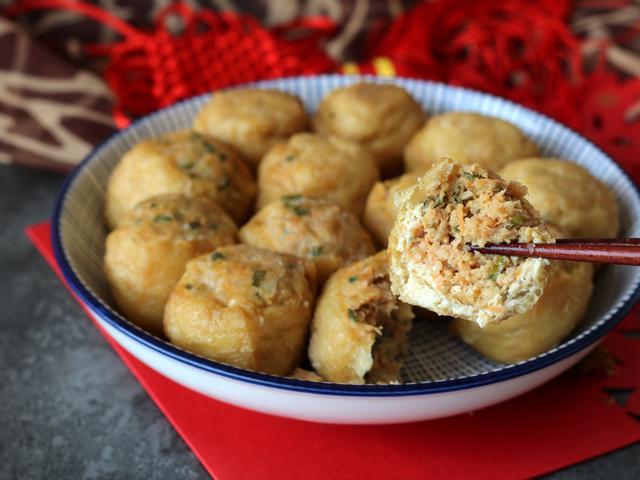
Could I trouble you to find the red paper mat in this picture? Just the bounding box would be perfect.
[28,222,640,479]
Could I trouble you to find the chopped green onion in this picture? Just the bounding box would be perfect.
[488,256,506,281]
[463,172,482,180]
[252,269,266,287]
[506,215,526,230]
[153,214,173,223]
[292,206,309,216]
[217,176,230,191]
[281,195,309,216]
[282,194,303,202]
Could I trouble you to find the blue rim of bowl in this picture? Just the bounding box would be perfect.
[52,74,640,397]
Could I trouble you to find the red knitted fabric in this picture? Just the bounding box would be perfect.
[370,0,640,176]
[7,1,337,128]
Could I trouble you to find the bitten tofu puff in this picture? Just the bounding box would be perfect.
[363,172,420,248]
[257,133,379,216]
[499,158,620,238]
[239,196,375,285]
[308,251,414,384]
[453,255,593,364]
[404,112,539,173]
[105,130,255,229]
[164,245,315,376]
[104,194,237,336]
[389,158,553,326]
[313,82,426,176]
[193,89,308,168]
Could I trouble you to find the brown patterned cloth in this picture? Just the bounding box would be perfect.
[3,0,413,170]
[12,0,416,63]
[0,16,115,171]
[571,0,640,78]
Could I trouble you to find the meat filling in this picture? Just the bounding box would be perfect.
[349,275,413,383]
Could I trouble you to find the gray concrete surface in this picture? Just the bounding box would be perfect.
[0,164,638,479]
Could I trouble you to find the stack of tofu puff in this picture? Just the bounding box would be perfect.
[103,82,620,385]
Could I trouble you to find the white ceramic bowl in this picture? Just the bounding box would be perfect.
[53,75,640,424]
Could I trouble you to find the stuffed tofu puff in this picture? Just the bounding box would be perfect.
[499,158,620,239]
[104,194,238,336]
[105,130,255,228]
[257,133,379,216]
[389,159,553,326]
[193,89,308,168]
[313,82,426,176]
[309,251,414,384]
[239,196,375,284]
[164,245,315,376]
[404,112,539,173]
[364,172,420,248]
[453,256,594,364]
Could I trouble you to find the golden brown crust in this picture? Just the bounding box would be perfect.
[239,196,375,285]
[363,172,420,248]
[164,244,315,376]
[104,194,238,335]
[193,89,308,167]
[499,158,620,238]
[452,258,593,364]
[308,251,414,384]
[404,112,539,173]
[105,130,256,228]
[257,133,379,216]
[313,82,426,176]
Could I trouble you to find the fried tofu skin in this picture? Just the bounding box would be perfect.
[239,196,375,285]
[404,112,538,174]
[453,258,593,364]
[257,133,379,216]
[105,130,255,228]
[104,194,237,335]
[309,251,414,384]
[313,82,426,176]
[193,89,308,168]
[499,158,620,238]
[164,245,315,376]
[363,172,420,248]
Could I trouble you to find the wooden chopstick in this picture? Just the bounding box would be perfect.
[466,238,640,266]
[555,238,640,246]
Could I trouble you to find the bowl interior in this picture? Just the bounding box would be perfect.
[55,75,640,389]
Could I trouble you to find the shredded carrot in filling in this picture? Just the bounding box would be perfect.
[410,163,546,308]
